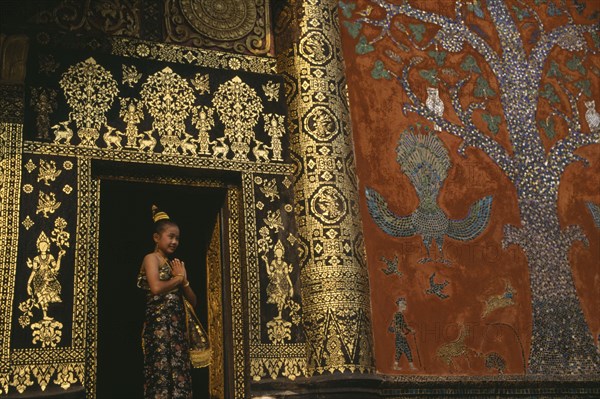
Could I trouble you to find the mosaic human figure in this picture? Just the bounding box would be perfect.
[388,297,416,370]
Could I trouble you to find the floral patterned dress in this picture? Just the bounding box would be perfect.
[138,260,192,398]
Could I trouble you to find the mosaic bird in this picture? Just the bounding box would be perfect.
[425,87,444,131]
[584,100,600,131]
[365,130,493,264]
[425,272,449,299]
[380,255,402,276]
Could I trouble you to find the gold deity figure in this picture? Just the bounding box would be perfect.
[266,240,293,319]
[26,231,64,320]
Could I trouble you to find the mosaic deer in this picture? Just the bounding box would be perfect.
[436,324,480,370]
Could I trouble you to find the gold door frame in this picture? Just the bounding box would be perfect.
[89,173,237,399]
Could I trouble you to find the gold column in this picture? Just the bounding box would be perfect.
[276,0,374,374]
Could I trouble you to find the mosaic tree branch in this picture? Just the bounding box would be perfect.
[530,23,599,76]
[398,59,516,180]
[368,0,502,74]
[548,128,600,174]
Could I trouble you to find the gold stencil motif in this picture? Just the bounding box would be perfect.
[213,76,264,161]
[18,218,70,343]
[59,58,119,147]
[38,159,62,186]
[140,66,195,154]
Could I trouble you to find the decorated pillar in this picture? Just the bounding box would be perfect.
[276,0,374,374]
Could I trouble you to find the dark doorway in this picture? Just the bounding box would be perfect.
[97,178,226,399]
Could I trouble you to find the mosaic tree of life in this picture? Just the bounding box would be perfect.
[343,0,600,374]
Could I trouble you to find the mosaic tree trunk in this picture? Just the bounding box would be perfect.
[347,0,600,374]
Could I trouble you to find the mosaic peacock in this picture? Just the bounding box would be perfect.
[366,130,493,263]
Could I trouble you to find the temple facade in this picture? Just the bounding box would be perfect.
[0,1,598,398]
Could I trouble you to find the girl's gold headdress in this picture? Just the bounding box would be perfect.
[152,205,170,223]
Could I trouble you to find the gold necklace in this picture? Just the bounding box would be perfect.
[155,251,169,265]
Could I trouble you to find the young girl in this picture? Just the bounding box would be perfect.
[137,205,197,398]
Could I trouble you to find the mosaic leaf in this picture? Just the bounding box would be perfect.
[419,69,438,85]
[512,5,530,21]
[355,35,374,54]
[546,60,564,79]
[474,76,495,98]
[467,1,485,18]
[566,55,586,75]
[540,83,560,104]
[572,0,586,15]
[482,113,501,135]
[539,117,556,139]
[461,55,481,73]
[371,60,391,80]
[344,21,362,39]
[409,23,426,42]
[574,79,592,97]
[547,0,562,16]
[339,1,356,18]
[428,50,447,66]
[592,31,600,49]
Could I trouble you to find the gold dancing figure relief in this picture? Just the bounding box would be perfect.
[119,97,144,148]
[19,219,70,347]
[266,240,293,320]
[264,240,300,344]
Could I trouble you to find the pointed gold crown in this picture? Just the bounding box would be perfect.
[152,205,170,223]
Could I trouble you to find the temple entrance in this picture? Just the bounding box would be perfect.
[97,178,226,399]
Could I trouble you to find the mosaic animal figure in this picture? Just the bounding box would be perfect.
[425,87,444,131]
[425,272,449,299]
[436,324,479,370]
[484,352,507,375]
[482,281,515,317]
[365,131,493,263]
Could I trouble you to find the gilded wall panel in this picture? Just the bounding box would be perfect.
[0,31,305,398]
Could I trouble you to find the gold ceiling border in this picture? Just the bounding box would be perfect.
[23,142,294,176]
[110,37,277,74]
